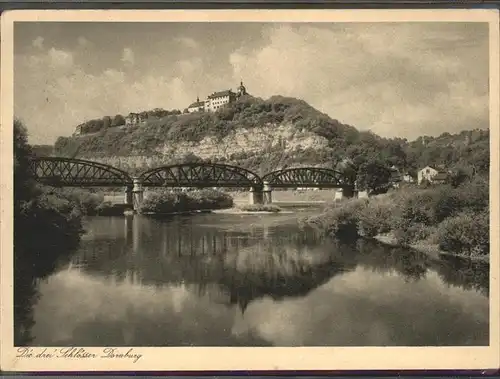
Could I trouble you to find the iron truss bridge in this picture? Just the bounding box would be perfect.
[29,158,353,189]
[29,157,133,187]
[139,163,264,189]
[262,167,353,188]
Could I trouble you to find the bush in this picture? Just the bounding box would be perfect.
[138,189,233,214]
[393,190,437,228]
[456,175,489,212]
[436,211,489,257]
[432,186,464,223]
[15,189,84,277]
[42,188,106,216]
[393,223,432,246]
[308,199,365,240]
[357,198,395,237]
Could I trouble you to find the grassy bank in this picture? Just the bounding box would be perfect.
[305,176,489,260]
[138,189,233,215]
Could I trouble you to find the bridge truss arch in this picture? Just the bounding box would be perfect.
[29,157,133,187]
[262,167,352,188]
[139,163,264,189]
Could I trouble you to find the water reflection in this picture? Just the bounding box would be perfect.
[72,216,359,314]
[21,212,490,347]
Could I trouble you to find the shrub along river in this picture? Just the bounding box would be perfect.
[22,204,488,346]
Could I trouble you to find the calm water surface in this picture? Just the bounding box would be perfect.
[28,205,489,346]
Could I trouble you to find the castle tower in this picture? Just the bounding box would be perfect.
[237,80,247,97]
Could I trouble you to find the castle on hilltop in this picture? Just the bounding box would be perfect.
[187,80,248,113]
[72,81,249,136]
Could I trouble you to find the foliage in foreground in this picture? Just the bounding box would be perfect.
[436,211,489,257]
[138,189,234,214]
[307,176,489,257]
[46,188,106,215]
[14,119,86,345]
[14,120,85,277]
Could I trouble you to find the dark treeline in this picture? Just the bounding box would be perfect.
[14,120,86,345]
[74,108,183,135]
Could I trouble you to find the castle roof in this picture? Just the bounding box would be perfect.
[208,90,234,99]
[188,101,205,108]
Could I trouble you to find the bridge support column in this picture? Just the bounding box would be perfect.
[124,185,133,206]
[343,186,355,198]
[132,177,144,211]
[334,189,344,202]
[263,181,273,204]
[248,187,264,205]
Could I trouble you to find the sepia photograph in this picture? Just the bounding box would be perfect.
[1,9,499,372]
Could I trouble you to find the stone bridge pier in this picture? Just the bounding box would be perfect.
[132,178,145,210]
[334,185,356,201]
[124,178,144,211]
[248,181,273,205]
[124,185,133,206]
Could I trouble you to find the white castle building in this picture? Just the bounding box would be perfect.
[187,81,248,113]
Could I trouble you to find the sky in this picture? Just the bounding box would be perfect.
[14,21,490,144]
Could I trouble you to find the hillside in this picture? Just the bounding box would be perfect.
[53,95,490,177]
[31,144,54,157]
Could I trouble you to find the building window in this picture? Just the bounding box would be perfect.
[426,169,430,174]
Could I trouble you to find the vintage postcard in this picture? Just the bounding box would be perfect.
[1,8,499,373]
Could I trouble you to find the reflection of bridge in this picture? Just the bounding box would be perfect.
[29,157,356,209]
[71,215,357,315]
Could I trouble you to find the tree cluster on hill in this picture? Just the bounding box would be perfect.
[75,108,182,135]
[31,144,54,157]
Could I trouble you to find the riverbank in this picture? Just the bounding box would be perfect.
[306,177,490,261]
[228,189,336,204]
[214,207,291,215]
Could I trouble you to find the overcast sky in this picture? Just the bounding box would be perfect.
[14,22,489,144]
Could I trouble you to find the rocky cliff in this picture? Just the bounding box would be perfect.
[54,95,356,174]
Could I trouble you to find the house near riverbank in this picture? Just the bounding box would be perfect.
[389,166,415,188]
[418,166,449,185]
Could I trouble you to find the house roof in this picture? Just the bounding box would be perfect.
[390,172,402,182]
[208,90,234,99]
[188,101,205,108]
[419,165,437,171]
[433,172,448,180]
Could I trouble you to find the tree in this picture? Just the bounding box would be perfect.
[14,119,36,203]
[14,120,84,346]
[356,161,392,193]
[448,167,470,188]
[102,116,112,128]
[111,114,125,127]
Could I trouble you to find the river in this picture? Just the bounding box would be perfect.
[22,204,489,347]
